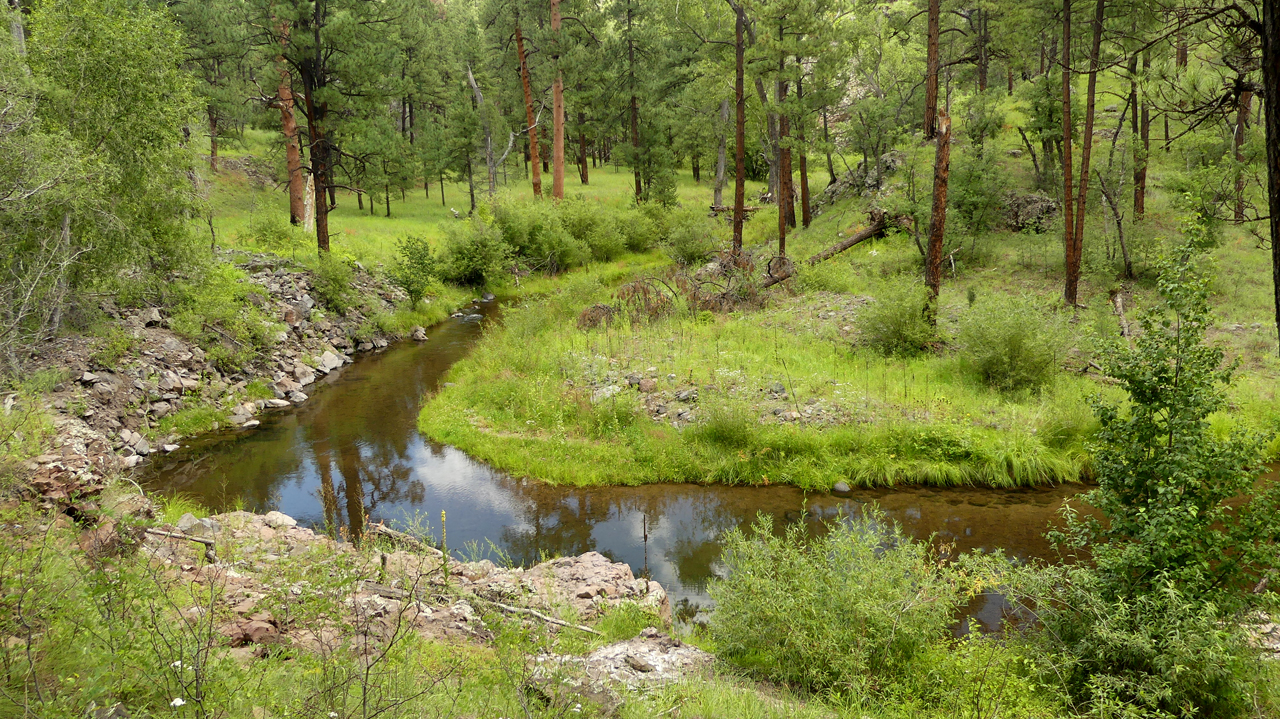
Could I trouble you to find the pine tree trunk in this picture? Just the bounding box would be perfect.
[208,107,219,173]
[778,78,791,255]
[1060,0,1076,305]
[1262,0,1280,355]
[277,66,306,225]
[1069,0,1106,302]
[692,155,700,183]
[714,97,729,208]
[797,68,811,228]
[551,0,565,200]
[976,9,989,92]
[1235,90,1252,222]
[926,112,952,322]
[823,109,836,185]
[1136,52,1150,218]
[627,0,641,201]
[924,0,941,139]
[578,111,589,184]
[515,22,542,198]
[358,191,364,210]
[732,4,746,255]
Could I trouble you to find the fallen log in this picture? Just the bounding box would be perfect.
[144,527,218,563]
[761,209,889,288]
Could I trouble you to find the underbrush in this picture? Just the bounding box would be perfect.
[167,262,284,371]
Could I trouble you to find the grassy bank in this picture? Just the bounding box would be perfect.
[418,157,1280,490]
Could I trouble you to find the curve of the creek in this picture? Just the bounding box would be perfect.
[143,301,1081,631]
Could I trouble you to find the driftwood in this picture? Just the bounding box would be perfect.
[761,209,890,288]
[366,523,444,557]
[145,527,218,563]
[360,580,602,636]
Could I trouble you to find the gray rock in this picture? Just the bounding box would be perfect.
[176,512,199,532]
[241,419,261,429]
[134,439,151,455]
[481,292,496,302]
[140,307,164,326]
[264,511,297,529]
[410,326,428,341]
[81,372,99,384]
[265,399,290,408]
[592,385,623,403]
[675,388,698,403]
[287,391,308,404]
[319,351,344,371]
[832,481,853,497]
[162,444,180,453]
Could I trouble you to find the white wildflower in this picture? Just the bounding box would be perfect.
[171,697,186,707]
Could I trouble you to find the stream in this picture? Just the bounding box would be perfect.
[142,302,1081,630]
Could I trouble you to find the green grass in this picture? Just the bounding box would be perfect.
[413,120,1279,489]
[206,129,767,268]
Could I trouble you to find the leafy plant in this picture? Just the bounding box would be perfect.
[437,219,513,287]
[390,234,439,307]
[955,295,1069,393]
[709,511,968,694]
[858,281,936,357]
[310,253,357,313]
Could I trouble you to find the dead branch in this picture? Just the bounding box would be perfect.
[762,209,890,288]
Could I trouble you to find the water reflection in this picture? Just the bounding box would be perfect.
[143,303,1081,631]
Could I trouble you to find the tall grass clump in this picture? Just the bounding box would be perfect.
[858,281,936,356]
[709,512,970,694]
[955,295,1069,393]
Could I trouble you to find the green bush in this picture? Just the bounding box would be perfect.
[955,295,1068,392]
[390,234,439,306]
[437,219,513,287]
[310,253,357,313]
[709,512,964,693]
[491,200,586,272]
[1015,566,1266,719]
[618,207,659,252]
[664,209,724,266]
[168,263,282,371]
[858,281,936,357]
[239,213,306,257]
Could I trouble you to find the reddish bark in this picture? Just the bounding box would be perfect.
[1061,0,1076,305]
[923,0,940,139]
[732,3,746,255]
[1069,0,1106,304]
[926,112,951,321]
[515,22,542,198]
[551,0,565,200]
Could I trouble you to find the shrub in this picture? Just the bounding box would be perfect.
[858,281,935,357]
[618,208,659,252]
[1015,566,1265,719]
[169,263,282,371]
[955,295,1068,392]
[664,209,724,266]
[492,200,586,272]
[709,512,964,694]
[437,219,513,287]
[390,234,438,306]
[239,213,306,257]
[310,253,357,313]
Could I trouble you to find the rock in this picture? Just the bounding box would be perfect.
[481,292,496,302]
[264,511,297,529]
[526,551,670,622]
[637,378,657,393]
[372,338,388,349]
[832,481,853,497]
[81,372,99,384]
[293,364,316,385]
[1104,103,1119,112]
[357,342,373,352]
[162,444,180,453]
[625,654,656,673]
[134,439,151,456]
[1004,192,1060,233]
[140,307,164,326]
[149,401,172,418]
[532,628,712,694]
[157,371,182,392]
[410,326,428,341]
[319,351,344,372]
[228,413,251,425]
[241,419,261,429]
[591,385,622,403]
[265,399,290,409]
[675,388,698,403]
[176,512,200,532]
[287,391,308,405]
[1006,148,1023,158]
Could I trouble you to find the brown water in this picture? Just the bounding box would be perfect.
[142,301,1081,630]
